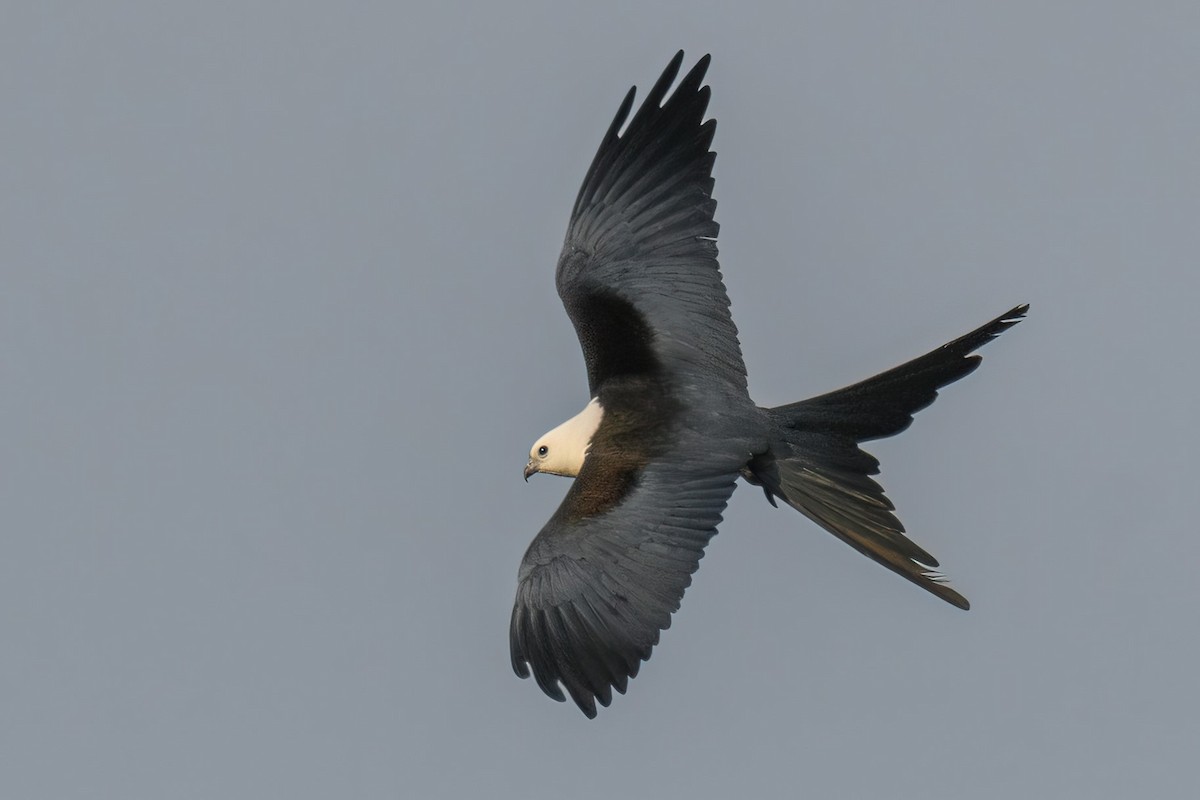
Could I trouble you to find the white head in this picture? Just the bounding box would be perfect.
[524,398,604,480]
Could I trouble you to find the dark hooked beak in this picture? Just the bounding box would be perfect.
[523,460,538,481]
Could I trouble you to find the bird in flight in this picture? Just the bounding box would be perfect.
[511,51,1026,718]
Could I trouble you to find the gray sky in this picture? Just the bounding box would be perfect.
[3,2,1198,798]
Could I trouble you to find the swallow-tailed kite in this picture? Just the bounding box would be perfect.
[511,52,1026,718]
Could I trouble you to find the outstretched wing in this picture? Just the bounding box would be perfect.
[555,51,748,397]
[511,431,745,718]
[512,53,758,717]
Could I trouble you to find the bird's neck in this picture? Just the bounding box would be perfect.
[550,398,604,476]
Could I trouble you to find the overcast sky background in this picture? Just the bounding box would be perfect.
[3,3,1198,798]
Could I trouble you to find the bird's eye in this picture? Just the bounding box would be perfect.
[537,445,548,457]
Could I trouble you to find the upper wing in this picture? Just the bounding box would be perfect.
[510,433,745,718]
[555,51,748,397]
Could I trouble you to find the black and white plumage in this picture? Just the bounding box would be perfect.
[512,52,1026,718]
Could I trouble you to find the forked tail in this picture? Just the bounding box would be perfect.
[748,304,1028,609]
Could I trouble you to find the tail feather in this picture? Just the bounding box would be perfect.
[774,304,1027,442]
[756,304,1027,610]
